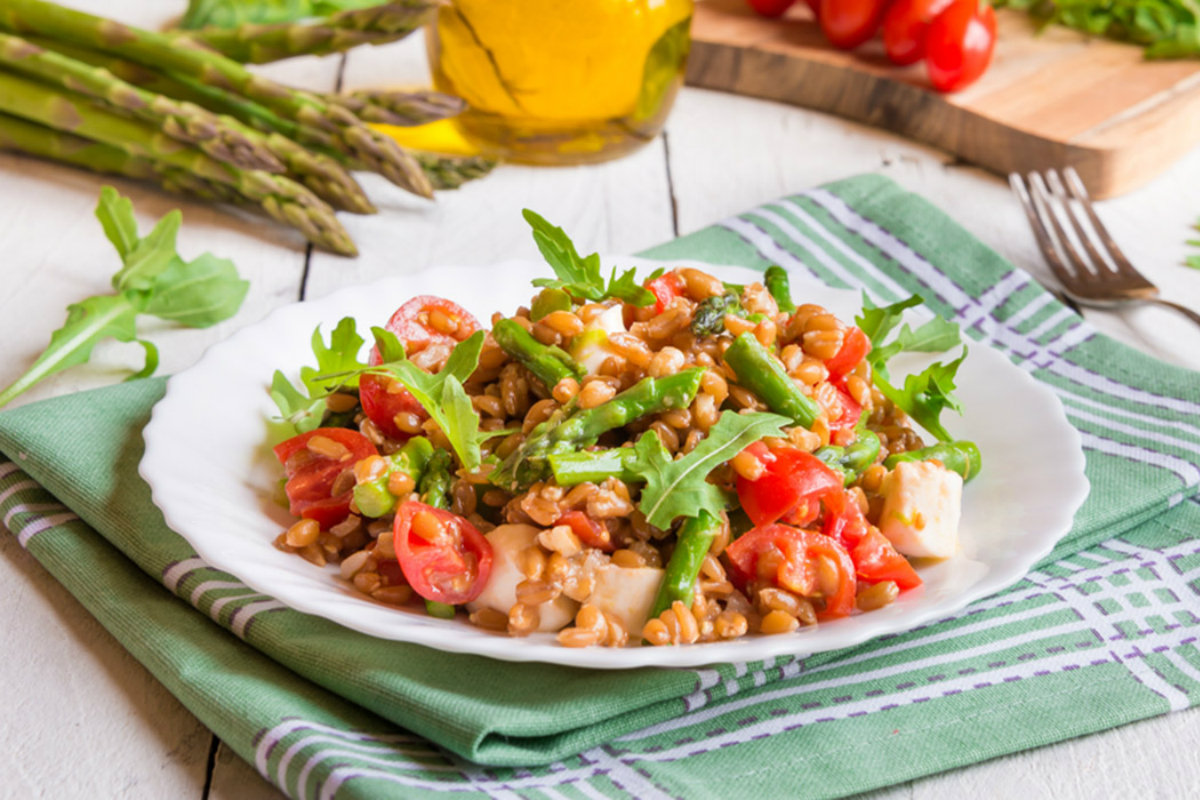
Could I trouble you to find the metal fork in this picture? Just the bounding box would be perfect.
[1009,167,1200,327]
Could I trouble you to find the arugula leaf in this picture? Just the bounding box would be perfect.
[629,410,790,530]
[301,317,365,393]
[371,328,487,470]
[0,187,247,409]
[269,369,328,434]
[858,294,966,443]
[523,209,655,306]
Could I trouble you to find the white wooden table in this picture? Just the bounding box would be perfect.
[2,3,1199,797]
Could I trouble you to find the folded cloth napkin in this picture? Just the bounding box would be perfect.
[3,174,1199,800]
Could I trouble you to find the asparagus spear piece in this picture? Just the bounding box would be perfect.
[414,152,496,191]
[178,0,440,64]
[724,332,822,428]
[180,0,385,29]
[0,32,284,172]
[333,88,465,126]
[548,447,639,487]
[646,511,721,623]
[0,0,433,197]
[493,368,705,491]
[884,441,982,482]
[764,265,796,314]
[353,436,434,518]
[418,448,454,509]
[492,318,583,389]
[814,430,882,487]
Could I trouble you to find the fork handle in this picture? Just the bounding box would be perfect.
[1148,298,1200,329]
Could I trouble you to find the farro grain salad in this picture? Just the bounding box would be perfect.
[267,211,981,648]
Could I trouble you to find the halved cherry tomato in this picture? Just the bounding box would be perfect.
[851,528,922,590]
[360,296,481,440]
[747,0,797,16]
[274,428,378,529]
[819,0,890,50]
[555,510,615,552]
[824,326,870,380]
[645,272,686,315]
[821,488,870,550]
[724,524,857,618]
[736,440,844,527]
[393,501,493,605]
[882,0,954,65]
[924,0,996,93]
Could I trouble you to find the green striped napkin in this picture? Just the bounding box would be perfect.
[3,174,1198,800]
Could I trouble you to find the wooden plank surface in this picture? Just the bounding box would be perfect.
[1,3,1199,799]
[686,0,1200,198]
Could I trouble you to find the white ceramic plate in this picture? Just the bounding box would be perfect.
[141,259,1088,669]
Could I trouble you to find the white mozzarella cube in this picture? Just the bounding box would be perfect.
[467,524,578,631]
[877,460,963,559]
[569,303,626,373]
[587,565,665,636]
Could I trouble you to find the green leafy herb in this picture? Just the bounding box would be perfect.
[0,186,247,409]
[371,328,487,470]
[269,316,369,434]
[629,410,790,530]
[691,292,745,336]
[994,0,1200,59]
[523,209,656,306]
[857,295,966,443]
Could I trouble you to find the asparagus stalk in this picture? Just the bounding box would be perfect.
[548,447,639,487]
[178,1,440,64]
[493,368,705,491]
[0,0,433,198]
[333,88,465,126]
[0,32,284,172]
[353,436,434,518]
[764,265,796,314]
[884,441,982,482]
[724,333,822,428]
[814,430,882,487]
[414,153,496,191]
[492,319,583,389]
[646,511,721,623]
[418,449,454,509]
[0,111,355,253]
[180,0,386,30]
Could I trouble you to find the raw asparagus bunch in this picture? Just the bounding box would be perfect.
[177,0,442,64]
[180,0,387,30]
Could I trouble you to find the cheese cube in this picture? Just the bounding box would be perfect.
[877,460,963,559]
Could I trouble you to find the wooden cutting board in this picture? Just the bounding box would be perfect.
[686,0,1200,198]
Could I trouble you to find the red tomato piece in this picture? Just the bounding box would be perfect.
[924,0,996,93]
[736,441,844,527]
[724,525,857,618]
[819,0,890,50]
[393,501,493,605]
[555,510,615,552]
[882,0,954,65]
[645,272,686,315]
[821,486,869,550]
[361,296,481,440]
[747,0,797,16]
[826,385,863,434]
[274,428,378,530]
[852,528,923,590]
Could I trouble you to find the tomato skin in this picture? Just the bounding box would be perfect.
[724,525,857,618]
[555,510,615,552]
[274,428,378,529]
[393,501,493,605]
[824,326,870,380]
[736,441,844,527]
[747,0,797,15]
[645,272,686,315]
[852,528,922,590]
[359,373,428,441]
[924,0,996,92]
[882,0,954,65]
[819,0,890,50]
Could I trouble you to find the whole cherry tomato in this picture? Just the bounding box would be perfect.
[747,0,798,16]
[882,0,955,65]
[924,0,996,92]
[819,0,890,50]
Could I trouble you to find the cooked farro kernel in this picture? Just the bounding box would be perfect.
[715,610,749,639]
[577,379,617,409]
[759,609,800,635]
[516,579,560,606]
[272,532,295,553]
[539,524,582,557]
[374,529,396,559]
[552,377,580,404]
[372,585,413,605]
[754,318,777,349]
[542,310,585,337]
[758,586,806,617]
[856,580,900,611]
[680,267,725,300]
[325,392,359,413]
[469,607,509,631]
[340,549,371,580]
[393,411,425,435]
[329,469,356,498]
[522,398,559,433]
[353,571,382,594]
[558,626,603,648]
[802,328,844,361]
[647,346,686,378]
[353,455,387,484]
[661,407,692,430]
[728,384,765,411]
[731,448,767,481]
[606,617,630,647]
[329,515,362,539]
[586,478,635,519]
[508,602,540,636]
[846,374,871,407]
[815,555,842,599]
[387,470,416,496]
[285,518,321,548]
[648,421,680,453]
[481,488,509,507]
[665,600,701,644]
[472,393,505,418]
[724,314,756,337]
[811,415,831,447]
[307,435,351,461]
[682,429,704,454]
[627,539,663,568]
[861,464,887,493]
[607,332,652,368]
[611,548,647,568]
[787,426,823,452]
